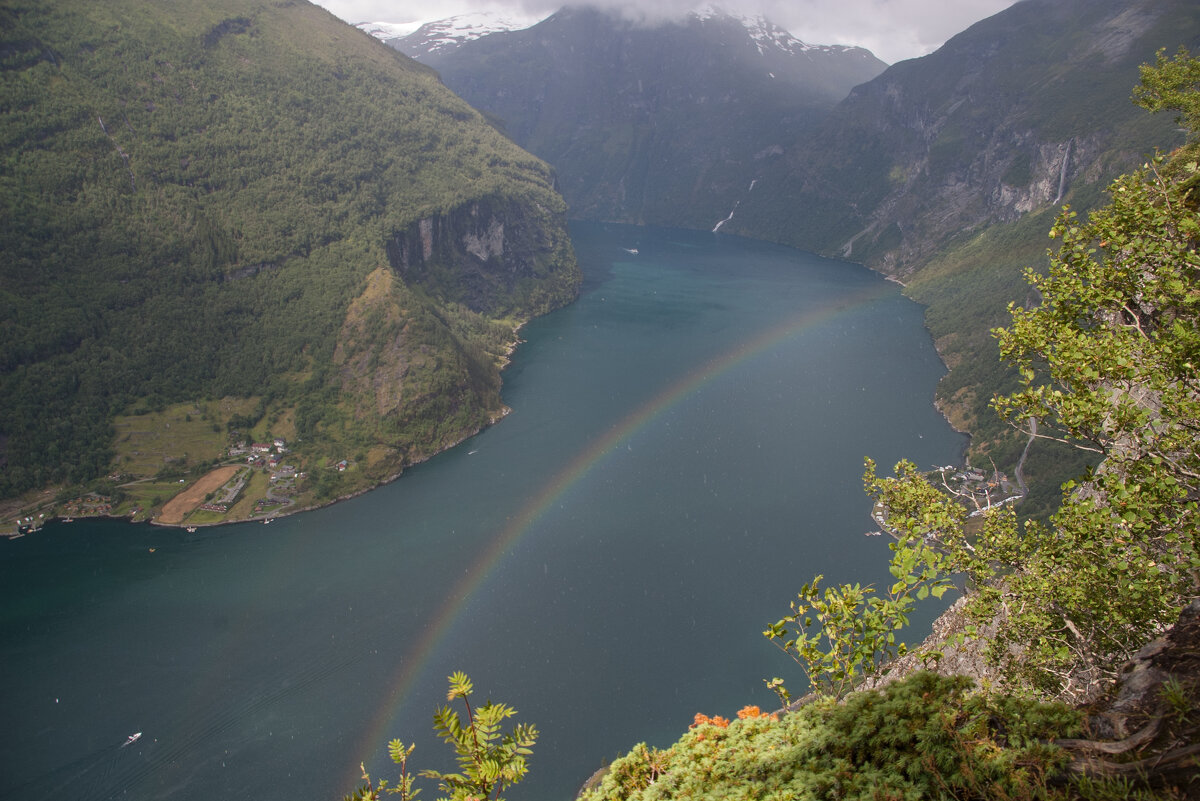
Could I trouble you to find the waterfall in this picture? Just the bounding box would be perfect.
[1053,138,1072,205]
[712,179,758,232]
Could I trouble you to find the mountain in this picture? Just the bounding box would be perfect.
[361,11,546,59]
[731,0,1199,269]
[714,0,1200,499]
[0,0,579,512]
[409,5,886,227]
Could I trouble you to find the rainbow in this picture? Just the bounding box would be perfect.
[348,279,890,781]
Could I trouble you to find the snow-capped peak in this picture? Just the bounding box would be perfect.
[356,20,424,40]
[688,4,859,57]
[358,10,544,58]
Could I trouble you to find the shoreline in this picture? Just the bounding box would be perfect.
[3,323,531,537]
[5,253,972,537]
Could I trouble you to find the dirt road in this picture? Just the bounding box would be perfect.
[157,465,242,525]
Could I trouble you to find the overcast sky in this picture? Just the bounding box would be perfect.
[313,0,1021,64]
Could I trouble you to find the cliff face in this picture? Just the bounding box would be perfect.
[733,0,1199,276]
[386,193,580,316]
[711,0,1200,488]
[0,0,580,504]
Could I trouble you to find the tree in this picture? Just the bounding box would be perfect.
[775,52,1200,701]
[349,672,538,801]
[764,491,953,702]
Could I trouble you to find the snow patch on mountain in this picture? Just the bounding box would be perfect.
[361,5,879,64]
[356,20,424,40]
[358,11,544,56]
[691,4,871,58]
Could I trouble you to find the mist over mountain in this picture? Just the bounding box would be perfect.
[372,0,1199,500]
[325,0,1024,65]
[398,5,885,227]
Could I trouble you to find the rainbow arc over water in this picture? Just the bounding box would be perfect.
[348,280,890,780]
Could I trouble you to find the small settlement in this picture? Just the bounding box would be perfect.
[870,464,1024,537]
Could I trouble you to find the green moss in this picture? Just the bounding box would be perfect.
[583,672,1082,801]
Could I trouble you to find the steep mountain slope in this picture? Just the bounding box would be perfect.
[413,6,885,227]
[725,0,1200,488]
[0,0,579,510]
[732,0,1198,271]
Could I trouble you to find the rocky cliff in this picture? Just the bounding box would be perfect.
[734,0,1199,276]
[386,193,579,316]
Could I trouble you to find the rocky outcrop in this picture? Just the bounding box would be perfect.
[733,0,1196,277]
[858,598,1200,796]
[386,194,580,315]
[1061,601,1200,796]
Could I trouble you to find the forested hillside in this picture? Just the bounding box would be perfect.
[727,0,1200,501]
[0,0,579,513]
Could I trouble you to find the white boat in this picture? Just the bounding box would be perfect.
[123,732,142,747]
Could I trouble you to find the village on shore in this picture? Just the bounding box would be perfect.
[4,434,359,538]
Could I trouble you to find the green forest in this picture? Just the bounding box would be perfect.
[0,0,579,511]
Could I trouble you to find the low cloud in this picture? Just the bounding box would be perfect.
[316,0,1018,64]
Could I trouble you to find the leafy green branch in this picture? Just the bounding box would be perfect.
[764,494,953,702]
[349,672,537,801]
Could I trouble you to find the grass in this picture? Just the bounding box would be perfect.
[227,470,271,519]
[111,397,260,477]
[118,479,191,519]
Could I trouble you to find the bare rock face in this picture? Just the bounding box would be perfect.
[733,0,1197,276]
[386,194,579,316]
[1059,601,1200,797]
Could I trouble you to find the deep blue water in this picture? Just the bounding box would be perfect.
[0,223,965,801]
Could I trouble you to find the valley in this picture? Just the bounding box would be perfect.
[2,0,1199,798]
[0,223,967,801]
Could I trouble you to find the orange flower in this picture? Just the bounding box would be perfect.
[690,712,729,729]
[737,705,761,720]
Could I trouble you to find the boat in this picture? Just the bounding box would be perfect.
[123,732,142,747]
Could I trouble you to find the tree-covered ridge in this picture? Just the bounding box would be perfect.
[0,0,579,505]
[553,51,1200,801]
